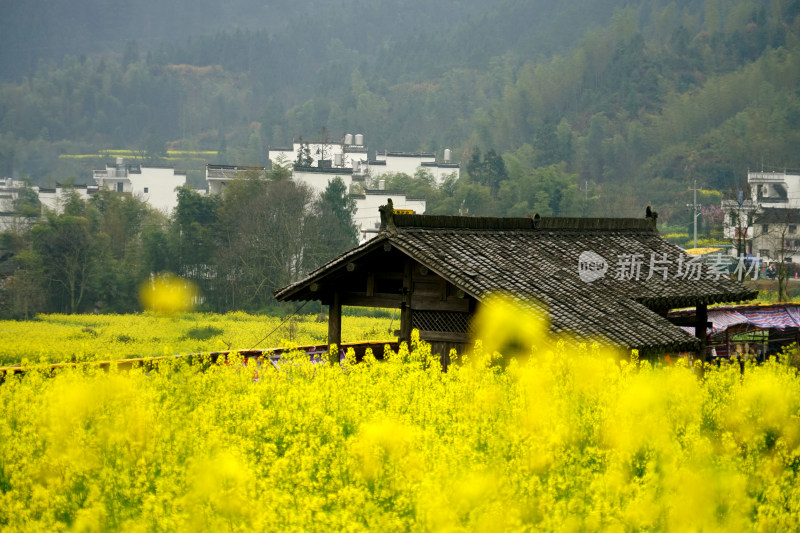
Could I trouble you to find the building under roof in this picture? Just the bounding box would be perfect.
[275,211,757,361]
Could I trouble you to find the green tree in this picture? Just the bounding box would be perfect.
[12,184,41,217]
[172,186,221,300]
[214,176,314,310]
[467,148,508,199]
[31,213,96,313]
[305,177,359,268]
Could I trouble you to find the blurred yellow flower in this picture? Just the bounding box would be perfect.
[138,273,199,313]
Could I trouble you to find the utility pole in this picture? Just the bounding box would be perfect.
[687,179,702,248]
[581,180,589,217]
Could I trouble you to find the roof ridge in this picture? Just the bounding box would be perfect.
[392,214,657,232]
[535,217,656,232]
[393,214,534,230]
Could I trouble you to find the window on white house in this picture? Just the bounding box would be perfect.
[143,187,149,193]
[762,224,769,233]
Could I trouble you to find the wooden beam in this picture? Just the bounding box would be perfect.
[400,259,413,344]
[328,291,342,365]
[366,272,375,297]
[409,295,471,313]
[416,330,470,343]
[667,315,712,328]
[340,295,403,308]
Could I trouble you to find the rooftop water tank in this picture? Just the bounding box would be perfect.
[344,133,353,145]
[444,149,451,163]
[355,133,364,146]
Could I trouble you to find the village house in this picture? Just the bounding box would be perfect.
[217,134,448,242]
[38,183,99,216]
[205,164,267,195]
[205,163,427,243]
[267,134,459,187]
[276,211,756,363]
[349,188,427,241]
[92,158,186,214]
[0,177,42,231]
[723,170,800,263]
[370,150,459,185]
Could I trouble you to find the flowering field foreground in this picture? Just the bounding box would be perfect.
[2,332,800,532]
[0,312,392,366]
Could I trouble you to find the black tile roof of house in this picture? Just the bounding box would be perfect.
[753,207,800,223]
[380,151,436,158]
[206,164,266,180]
[293,165,354,174]
[275,214,757,353]
[421,162,460,168]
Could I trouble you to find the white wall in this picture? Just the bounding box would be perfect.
[132,167,186,214]
[371,152,435,178]
[370,152,459,185]
[93,163,186,214]
[38,185,95,214]
[293,168,354,197]
[352,191,426,242]
[268,138,368,171]
[749,171,800,209]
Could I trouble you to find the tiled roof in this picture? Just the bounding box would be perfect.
[293,165,354,174]
[753,207,800,223]
[276,215,757,353]
[206,164,266,180]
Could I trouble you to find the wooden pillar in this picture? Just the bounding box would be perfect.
[400,259,413,345]
[328,291,341,364]
[695,303,708,362]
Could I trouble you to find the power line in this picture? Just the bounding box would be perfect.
[248,300,310,351]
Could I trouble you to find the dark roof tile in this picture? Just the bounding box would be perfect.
[276,215,757,353]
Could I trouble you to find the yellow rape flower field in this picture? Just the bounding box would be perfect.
[0,311,393,367]
[1,301,800,531]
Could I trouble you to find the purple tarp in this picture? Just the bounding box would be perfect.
[681,305,800,336]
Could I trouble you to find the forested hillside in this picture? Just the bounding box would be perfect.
[1,0,799,224]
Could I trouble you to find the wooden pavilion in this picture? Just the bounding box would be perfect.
[275,210,756,361]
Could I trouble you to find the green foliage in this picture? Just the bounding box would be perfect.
[11,185,41,217]
[31,213,96,313]
[0,0,799,241]
[304,177,359,267]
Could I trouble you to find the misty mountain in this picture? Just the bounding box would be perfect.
[0,0,799,223]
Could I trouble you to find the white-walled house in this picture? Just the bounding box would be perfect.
[370,149,460,185]
[722,170,800,262]
[0,178,36,212]
[264,135,461,241]
[267,135,459,185]
[206,164,267,195]
[350,189,426,242]
[93,158,186,214]
[293,166,355,196]
[0,177,42,231]
[38,183,97,214]
[268,134,369,174]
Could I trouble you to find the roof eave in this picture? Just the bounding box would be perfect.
[273,235,392,302]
